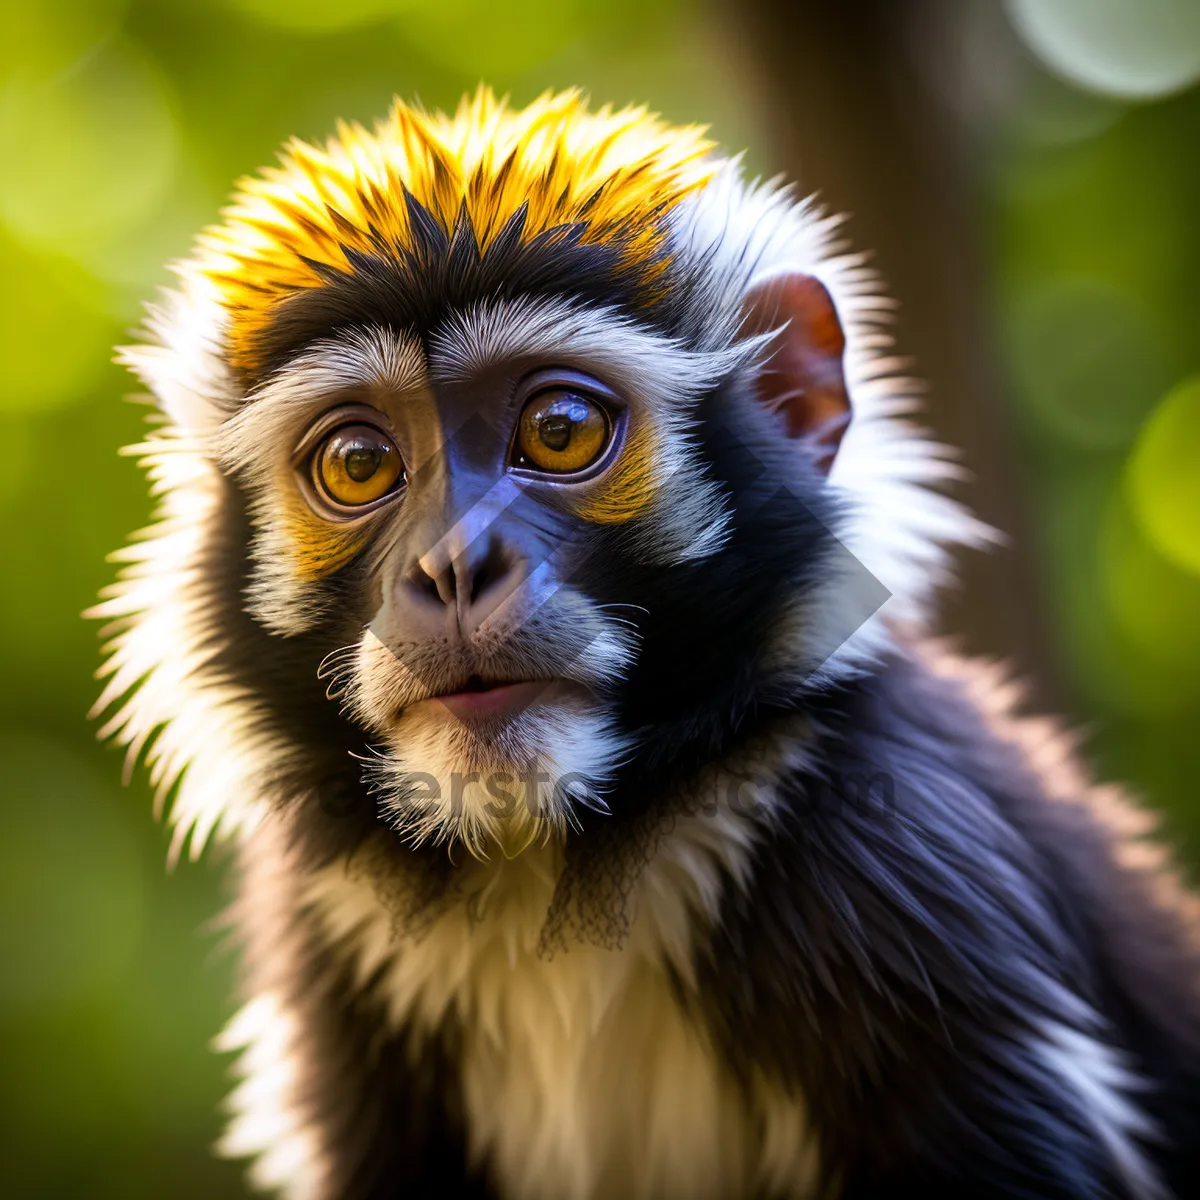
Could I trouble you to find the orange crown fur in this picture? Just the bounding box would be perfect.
[183,86,718,375]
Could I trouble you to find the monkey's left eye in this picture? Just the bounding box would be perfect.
[312,423,404,508]
[513,389,612,475]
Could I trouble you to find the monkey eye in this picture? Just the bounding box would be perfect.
[312,423,404,509]
[513,388,612,475]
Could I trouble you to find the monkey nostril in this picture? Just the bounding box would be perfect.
[405,537,519,620]
[467,539,516,607]
[410,560,453,606]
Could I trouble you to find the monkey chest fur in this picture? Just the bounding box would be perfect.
[308,835,820,1200]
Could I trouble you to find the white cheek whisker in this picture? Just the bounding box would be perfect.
[315,643,363,702]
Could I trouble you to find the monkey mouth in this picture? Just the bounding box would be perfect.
[407,675,585,723]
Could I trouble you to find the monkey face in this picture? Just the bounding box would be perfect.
[100,93,960,867]
[211,266,867,859]
[214,296,755,855]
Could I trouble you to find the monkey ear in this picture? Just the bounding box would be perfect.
[740,271,851,475]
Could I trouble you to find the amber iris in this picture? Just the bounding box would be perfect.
[314,423,403,507]
[515,390,611,474]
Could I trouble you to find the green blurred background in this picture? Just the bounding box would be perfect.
[0,1,1198,1195]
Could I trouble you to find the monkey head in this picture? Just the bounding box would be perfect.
[94,88,981,867]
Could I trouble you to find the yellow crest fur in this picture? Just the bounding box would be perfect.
[187,87,717,375]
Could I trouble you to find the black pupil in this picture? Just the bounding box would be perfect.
[538,414,574,452]
[344,441,381,482]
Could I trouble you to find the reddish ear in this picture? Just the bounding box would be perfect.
[740,271,851,475]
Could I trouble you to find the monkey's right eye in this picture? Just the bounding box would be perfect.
[311,423,404,509]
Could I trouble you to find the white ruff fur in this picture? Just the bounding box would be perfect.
[214,994,323,1200]
[298,727,822,1200]
[360,699,629,856]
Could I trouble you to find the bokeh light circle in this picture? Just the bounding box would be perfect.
[0,0,130,76]
[0,237,114,414]
[1005,278,1172,451]
[1126,375,1200,577]
[1097,488,1200,711]
[1007,68,1123,147]
[0,37,179,251]
[1007,0,1200,100]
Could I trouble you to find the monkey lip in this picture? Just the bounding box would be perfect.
[412,677,578,722]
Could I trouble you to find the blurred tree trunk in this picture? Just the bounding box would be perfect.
[722,0,1068,711]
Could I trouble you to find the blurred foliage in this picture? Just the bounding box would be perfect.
[989,12,1200,843]
[0,1,1197,1196]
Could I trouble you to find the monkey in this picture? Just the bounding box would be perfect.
[91,87,1200,1200]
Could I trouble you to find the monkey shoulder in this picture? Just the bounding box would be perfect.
[689,642,1200,1198]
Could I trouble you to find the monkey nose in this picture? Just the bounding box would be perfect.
[405,532,526,637]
